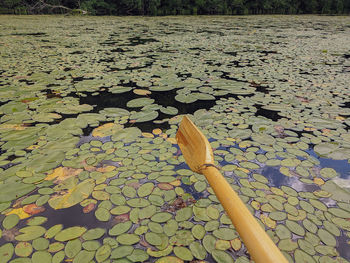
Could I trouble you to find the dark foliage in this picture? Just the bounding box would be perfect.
[1,0,349,15]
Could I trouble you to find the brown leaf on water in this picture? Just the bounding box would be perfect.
[274,125,286,138]
[45,167,83,183]
[97,165,116,173]
[83,203,96,214]
[127,182,141,189]
[139,238,151,248]
[296,96,311,103]
[158,183,173,190]
[23,204,45,215]
[114,213,129,223]
[83,164,96,172]
[2,228,20,242]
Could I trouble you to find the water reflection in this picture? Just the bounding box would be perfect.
[261,166,320,192]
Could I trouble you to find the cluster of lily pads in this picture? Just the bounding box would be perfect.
[0,15,350,263]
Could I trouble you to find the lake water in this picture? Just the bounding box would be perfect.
[0,15,350,262]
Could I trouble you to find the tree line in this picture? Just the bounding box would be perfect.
[1,0,349,15]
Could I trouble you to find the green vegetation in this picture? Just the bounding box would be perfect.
[0,0,349,15]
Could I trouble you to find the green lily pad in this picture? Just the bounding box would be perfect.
[318,228,336,247]
[294,249,316,263]
[2,214,20,230]
[278,239,298,251]
[192,224,205,240]
[127,98,155,108]
[151,212,172,223]
[203,235,216,253]
[145,232,163,246]
[127,248,149,262]
[82,228,105,241]
[45,224,63,239]
[0,182,36,203]
[189,241,207,260]
[130,110,159,122]
[163,219,178,237]
[15,242,33,257]
[65,238,82,258]
[32,237,49,250]
[275,225,291,240]
[285,220,305,236]
[95,207,111,222]
[0,243,14,263]
[173,246,193,261]
[127,198,150,207]
[55,226,87,242]
[212,249,234,263]
[73,250,95,263]
[269,211,287,221]
[82,240,101,251]
[109,221,132,236]
[111,246,134,259]
[298,239,316,256]
[175,207,192,222]
[95,244,111,262]
[16,226,46,241]
[31,251,52,263]
[27,216,47,226]
[137,182,154,197]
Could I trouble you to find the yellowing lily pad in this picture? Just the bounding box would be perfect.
[48,179,95,209]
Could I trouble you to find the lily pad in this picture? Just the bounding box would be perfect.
[55,226,87,242]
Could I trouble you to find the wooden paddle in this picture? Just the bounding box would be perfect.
[176,116,288,263]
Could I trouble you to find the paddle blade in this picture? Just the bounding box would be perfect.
[176,116,214,174]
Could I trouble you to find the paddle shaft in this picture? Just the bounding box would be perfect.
[202,166,288,263]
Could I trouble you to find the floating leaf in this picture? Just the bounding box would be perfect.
[32,237,49,251]
[278,239,298,251]
[15,242,33,257]
[45,224,63,239]
[92,123,123,137]
[212,249,234,263]
[73,250,95,263]
[48,179,95,210]
[318,228,336,247]
[173,247,193,261]
[0,243,14,263]
[82,228,105,240]
[230,238,242,251]
[151,212,172,223]
[127,248,149,262]
[147,245,173,257]
[111,246,134,259]
[215,240,231,250]
[0,182,35,203]
[285,220,305,236]
[137,183,154,197]
[109,221,132,236]
[27,216,47,226]
[2,214,20,230]
[65,239,82,258]
[145,232,162,246]
[95,207,111,222]
[203,235,216,253]
[155,256,184,263]
[127,98,155,108]
[96,244,111,262]
[55,226,87,242]
[31,251,52,263]
[116,233,140,245]
[16,226,46,241]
